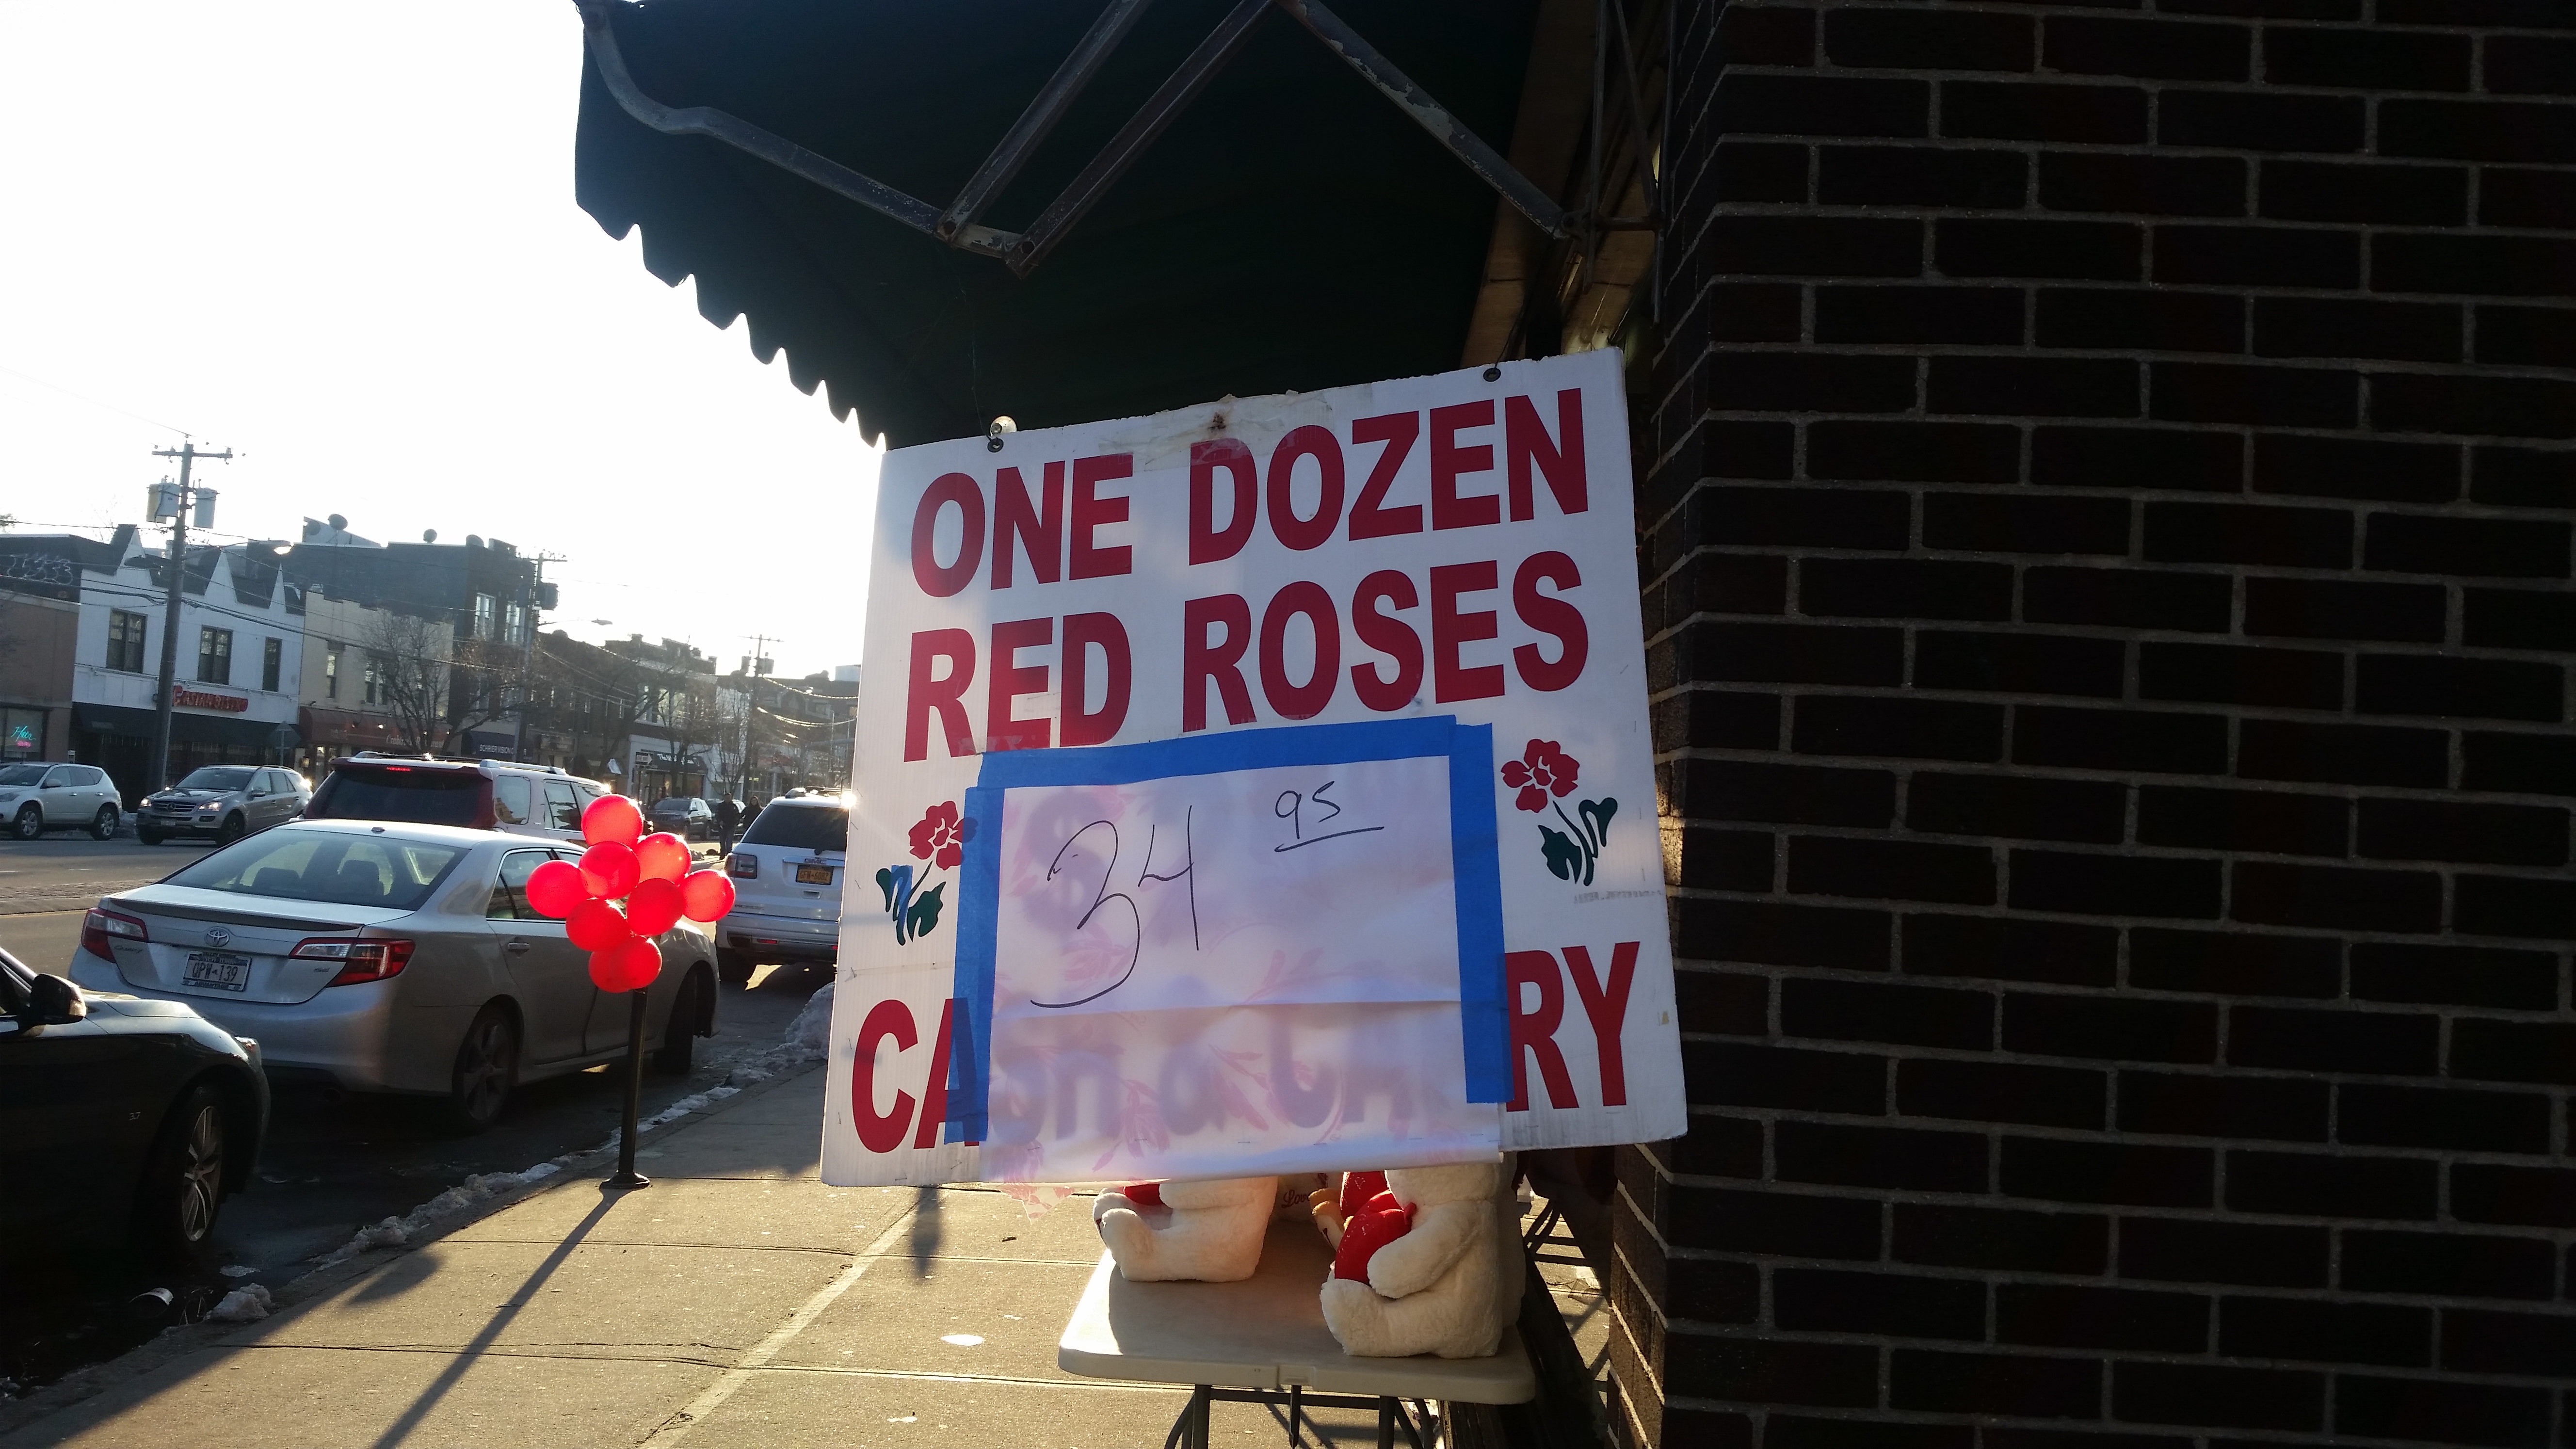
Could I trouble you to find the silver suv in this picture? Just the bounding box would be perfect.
[138,766,309,846]
[715,794,847,983]
[0,762,125,840]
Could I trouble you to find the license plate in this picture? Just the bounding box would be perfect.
[184,951,253,992]
[795,863,834,885]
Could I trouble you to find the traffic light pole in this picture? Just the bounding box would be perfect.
[146,443,231,791]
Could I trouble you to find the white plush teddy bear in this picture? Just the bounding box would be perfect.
[1318,1157,1522,1359]
[1093,1175,1278,1283]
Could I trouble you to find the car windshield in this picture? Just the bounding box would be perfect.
[165,829,467,910]
[0,764,46,787]
[317,768,481,826]
[741,804,847,853]
[176,767,256,792]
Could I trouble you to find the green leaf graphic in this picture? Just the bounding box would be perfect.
[1538,824,1582,882]
[906,881,947,940]
[875,867,897,914]
[1580,797,1619,851]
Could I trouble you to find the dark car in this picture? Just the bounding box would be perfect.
[647,795,716,841]
[0,946,269,1260]
[304,755,614,843]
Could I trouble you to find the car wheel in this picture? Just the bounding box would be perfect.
[136,1082,227,1263]
[717,949,755,986]
[11,803,40,840]
[654,967,710,1075]
[217,812,247,844]
[137,826,164,845]
[445,1005,520,1133]
[91,804,120,840]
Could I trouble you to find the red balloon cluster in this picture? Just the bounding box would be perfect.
[525,795,738,992]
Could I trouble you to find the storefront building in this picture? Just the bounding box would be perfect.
[0,552,82,765]
[72,536,304,796]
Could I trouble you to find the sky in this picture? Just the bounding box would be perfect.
[0,1,881,681]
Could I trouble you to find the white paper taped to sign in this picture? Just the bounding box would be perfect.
[824,350,1685,1190]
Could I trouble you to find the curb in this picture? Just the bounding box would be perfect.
[0,1060,827,1442]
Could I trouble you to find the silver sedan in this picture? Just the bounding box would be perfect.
[67,820,717,1130]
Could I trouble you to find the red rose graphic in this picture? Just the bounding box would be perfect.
[1499,740,1580,814]
[909,801,965,870]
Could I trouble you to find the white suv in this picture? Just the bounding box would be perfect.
[716,794,847,983]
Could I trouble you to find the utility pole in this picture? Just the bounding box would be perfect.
[737,635,775,801]
[512,554,562,763]
[146,442,233,791]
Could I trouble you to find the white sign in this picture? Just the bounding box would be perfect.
[825,350,1685,1189]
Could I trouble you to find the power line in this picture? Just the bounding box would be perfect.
[0,361,195,436]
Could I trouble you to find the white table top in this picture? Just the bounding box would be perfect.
[1057,1219,1536,1404]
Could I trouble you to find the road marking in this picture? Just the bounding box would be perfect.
[638,1207,919,1446]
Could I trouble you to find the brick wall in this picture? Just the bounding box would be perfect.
[1621,1,2576,1445]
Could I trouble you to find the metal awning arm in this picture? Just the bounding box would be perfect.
[939,0,1160,242]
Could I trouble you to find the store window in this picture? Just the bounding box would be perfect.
[365,654,386,706]
[106,610,148,672]
[197,627,232,685]
[325,643,342,699]
[471,593,497,640]
[0,708,41,759]
[504,601,527,645]
[262,637,283,692]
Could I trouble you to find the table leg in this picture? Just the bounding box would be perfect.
[1376,1397,1396,1449]
[1288,1384,1304,1447]
[1191,1385,1213,1449]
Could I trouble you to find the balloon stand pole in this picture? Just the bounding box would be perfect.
[609,990,652,1191]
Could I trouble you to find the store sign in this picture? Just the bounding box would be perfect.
[824,351,1684,1188]
[171,686,249,713]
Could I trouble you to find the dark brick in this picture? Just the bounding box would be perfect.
[1901,913,2119,987]
[1940,218,2141,281]
[1826,8,2033,72]
[1909,773,2125,844]
[2145,501,2350,567]
[1814,285,2023,345]
[1803,560,2016,622]
[1709,144,1809,205]
[1891,1350,2100,1418]
[2343,1230,2554,1300]
[2138,786,2349,855]
[1998,1284,2207,1353]
[2030,425,2240,492]
[1794,693,2008,759]
[1769,1419,1969,1449]
[2040,152,2244,217]
[1667,1184,1883,1259]
[1676,966,1771,1034]
[2232,861,2444,933]
[2163,0,2357,17]
[2374,233,2576,299]
[1784,976,1994,1050]
[1776,1121,1990,1194]
[2340,1083,2552,1154]
[1717,4,1814,67]
[1677,828,1775,894]
[2160,91,2363,153]
[2118,1071,2328,1141]
[2002,1136,2213,1208]
[2157,225,2360,289]
[2470,447,2576,508]
[2048,16,2249,81]
[2228,1150,2438,1219]
[2373,373,2576,441]
[2254,433,2460,501]
[2120,1216,2327,1288]
[1915,631,2125,697]
[2014,706,2231,774]
[2035,287,2245,352]
[2259,161,2465,225]
[2129,927,2343,998]
[1817,145,2028,209]
[1929,355,2142,418]
[2487,35,2576,96]
[2244,577,2446,643]
[2455,875,2576,941]
[2359,799,2568,866]
[1663,1336,1879,1407]
[2150,361,2358,428]
[1945,81,2148,144]
[2230,1005,2439,1075]
[2351,943,2560,1010]
[1653,551,1789,623]
[2443,1308,2576,1377]
[1900,1057,2106,1129]
[1708,350,1918,413]
[2367,513,2572,578]
[1924,493,2129,556]
[1792,836,1997,905]
[2452,1164,2576,1228]
[2463,730,2576,797]
[2220,1297,2430,1368]
[1776,1268,1986,1341]
[1701,487,1912,548]
[1896,1203,2107,1273]
[2023,569,2231,633]
[2479,304,2576,370]
[1689,621,1908,685]
[2334,1377,2553,1449]
[2264,27,2470,91]
[1709,216,1923,278]
[2482,168,2576,230]
[2381,98,2576,164]
[2451,1019,2576,1086]
[1662,1255,1762,1324]
[2253,295,2462,364]
[1658,689,1781,750]
[1679,899,1891,972]
[2005,994,2217,1063]
[1714,74,1930,140]
[1681,759,1895,827]
[2238,718,2449,788]
[1666,419,1798,490]
[2112,1362,2324,1432]
[1807,422,2021,484]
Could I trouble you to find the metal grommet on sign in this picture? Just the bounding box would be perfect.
[1483,366,1501,382]
[987,415,1016,452]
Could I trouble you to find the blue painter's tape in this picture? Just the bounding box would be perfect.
[948,783,1005,1142]
[1447,724,1509,1103]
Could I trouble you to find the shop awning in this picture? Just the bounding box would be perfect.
[572,0,1564,445]
[77,704,294,751]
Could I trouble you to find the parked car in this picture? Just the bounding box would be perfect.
[0,762,125,840]
[303,755,613,843]
[137,766,308,846]
[67,820,714,1130]
[717,793,848,984]
[0,944,269,1261]
[647,795,716,841]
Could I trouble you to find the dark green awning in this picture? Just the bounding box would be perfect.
[573,0,1542,446]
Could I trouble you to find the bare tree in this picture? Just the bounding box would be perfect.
[358,610,452,754]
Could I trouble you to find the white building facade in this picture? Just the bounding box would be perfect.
[71,536,305,795]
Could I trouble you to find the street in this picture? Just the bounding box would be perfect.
[0,834,832,1396]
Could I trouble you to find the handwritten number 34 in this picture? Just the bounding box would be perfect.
[1028,810,1197,1010]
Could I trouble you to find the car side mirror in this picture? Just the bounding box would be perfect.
[23,973,87,1026]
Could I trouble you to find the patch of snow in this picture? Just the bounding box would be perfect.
[312,1165,559,1269]
[217,1264,258,1279]
[206,1284,273,1322]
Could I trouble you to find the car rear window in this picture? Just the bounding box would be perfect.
[311,768,483,826]
[167,830,467,910]
[742,804,847,853]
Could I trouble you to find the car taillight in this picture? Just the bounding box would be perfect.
[81,907,147,959]
[294,936,416,987]
[727,853,758,878]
